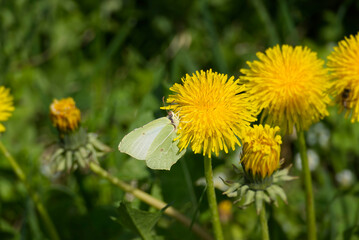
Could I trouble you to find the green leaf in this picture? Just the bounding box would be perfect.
[343,225,359,239]
[113,202,163,240]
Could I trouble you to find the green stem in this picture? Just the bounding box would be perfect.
[203,156,224,240]
[297,130,317,240]
[259,206,270,240]
[74,170,93,211]
[0,141,60,240]
[89,162,213,240]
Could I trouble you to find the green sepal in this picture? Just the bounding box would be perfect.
[243,190,255,206]
[88,133,112,152]
[75,151,87,169]
[266,186,278,206]
[239,185,249,199]
[270,185,287,204]
[256,191,264,214]
[61,127,87,150]
[65,151,73,172]
[223,182,240,196]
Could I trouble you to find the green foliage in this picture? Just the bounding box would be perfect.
[113,202,163,240]
[1,0,359,239]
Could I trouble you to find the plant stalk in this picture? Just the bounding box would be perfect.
[89,162,213,240]
[259,206,270,240]
[0,141,60,240]
[297,130,317,240]
[203,156,224,240]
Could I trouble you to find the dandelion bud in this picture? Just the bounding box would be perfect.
[43,97,111,175]
[50,98,81,133]
[223,125,297,214]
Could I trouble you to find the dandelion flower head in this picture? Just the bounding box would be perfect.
[50,98,81,133]
[240,124,282,178]
[163,69,257,158]
[240,45,330,134]
[0,86,15,132]
[327,32,359,122]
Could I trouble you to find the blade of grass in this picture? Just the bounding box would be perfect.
[200,0,228,73]
[278,0,299,44]
[251,0,280,46]
[0,141,60,240]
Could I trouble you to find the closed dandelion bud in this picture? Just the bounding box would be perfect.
[50,98,81,134]
[223,124,297,214]
[43,98,111,175]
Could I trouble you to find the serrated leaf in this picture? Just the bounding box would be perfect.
[113,202,163,240]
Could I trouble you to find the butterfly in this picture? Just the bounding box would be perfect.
[118,111,186,170]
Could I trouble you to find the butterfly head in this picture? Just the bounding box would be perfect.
[167,111,180,130]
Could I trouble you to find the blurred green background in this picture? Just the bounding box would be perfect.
[1,0,359,239]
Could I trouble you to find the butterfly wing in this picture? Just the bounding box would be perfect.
[118,117,170,160]
[146,125,186,170]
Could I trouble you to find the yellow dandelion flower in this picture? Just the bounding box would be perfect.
[163,69,257,158]
[241,124,282,178]
[327,32,359,122]
[0,86,15,132]
[50,98,81,133]
[240,45,330,134]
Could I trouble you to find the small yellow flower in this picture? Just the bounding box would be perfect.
[327,32,359,122]
[241,124,282,178]
[50,98,81,133]
[240,45,330,134]
[0,86,15,132]
[218,200,232,223]
[163,69,257,158]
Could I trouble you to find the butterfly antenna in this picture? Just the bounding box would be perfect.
[162,96,166,107]
[162,96,172,116]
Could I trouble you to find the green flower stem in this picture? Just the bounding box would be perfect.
[89,162,213,240]
[259,206,270,240]
[297,130,317,240]
[0,141,60,240]
[203,156,224,240]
